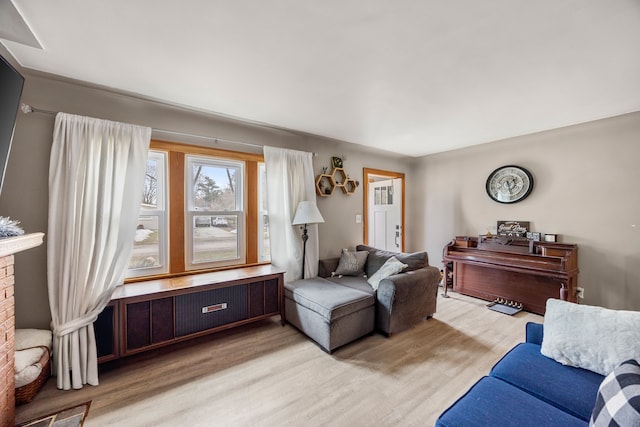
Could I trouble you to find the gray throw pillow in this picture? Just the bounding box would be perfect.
[333,250,369,276]
[356,244,427,277]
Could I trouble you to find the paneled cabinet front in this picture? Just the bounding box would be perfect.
[125,297,175,353]
[175,285,248,337]
[95,300,119,363]
[96,270,284,361]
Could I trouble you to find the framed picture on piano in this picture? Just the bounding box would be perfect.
[526,232,541,241]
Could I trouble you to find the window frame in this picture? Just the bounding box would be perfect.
[185,154,246,270]
[126,150,169,279]
[125,140,267,283]
[257,162,270,262]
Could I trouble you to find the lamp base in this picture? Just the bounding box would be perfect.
[301,224,309,279]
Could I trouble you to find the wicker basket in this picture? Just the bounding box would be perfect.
[15,346,51,405]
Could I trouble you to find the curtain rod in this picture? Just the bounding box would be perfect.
[20,103,309,153]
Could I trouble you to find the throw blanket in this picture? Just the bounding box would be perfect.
[14,346,46,388]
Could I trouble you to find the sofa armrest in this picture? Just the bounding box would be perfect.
[376,265,440,335]
[526,322,544,345]
[318,258,340,278]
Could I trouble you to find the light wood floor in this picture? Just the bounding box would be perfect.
[15,293,542,427]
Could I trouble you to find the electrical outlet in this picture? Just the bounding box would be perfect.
[576,287,585,299]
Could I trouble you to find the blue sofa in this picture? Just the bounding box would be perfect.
[436,322,605,427]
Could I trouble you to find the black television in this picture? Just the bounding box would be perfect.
[0,53,25,196]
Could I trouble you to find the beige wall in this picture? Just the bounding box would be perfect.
[2,48,637,328]
[0,70,412,329]
[411,112,640,311]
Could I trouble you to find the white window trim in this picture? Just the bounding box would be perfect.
[127,150,169,278]
[258,162,270,262]
[185,155,246,271]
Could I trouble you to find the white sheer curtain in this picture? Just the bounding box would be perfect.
[48,113,150,390]
[263,146,318,282]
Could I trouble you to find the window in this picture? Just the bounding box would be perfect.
[126,141,268,280]
[128,150,168,278]
[186,155,244,270]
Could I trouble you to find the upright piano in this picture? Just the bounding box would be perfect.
[442,236,578,315]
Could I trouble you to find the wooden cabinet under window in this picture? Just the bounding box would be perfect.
[95,265,284,362]
[95,300,120,362]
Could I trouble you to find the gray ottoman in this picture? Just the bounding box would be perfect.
[284,277,375,353]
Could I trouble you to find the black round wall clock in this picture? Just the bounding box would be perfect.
[485,165,534,204]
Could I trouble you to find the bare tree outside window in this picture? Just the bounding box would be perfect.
[192,164,236,211]
[195,175,222,206]
[142,159,158,207]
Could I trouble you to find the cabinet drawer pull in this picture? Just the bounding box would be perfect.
[202,303,227,314]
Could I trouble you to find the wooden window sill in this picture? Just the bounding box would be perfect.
[114,264,284,300]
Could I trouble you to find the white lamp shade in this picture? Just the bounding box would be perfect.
[292,201,325,225]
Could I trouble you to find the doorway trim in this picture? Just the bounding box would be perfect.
[363,168,405,251]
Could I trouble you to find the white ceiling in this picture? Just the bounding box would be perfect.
[2,0,640,157]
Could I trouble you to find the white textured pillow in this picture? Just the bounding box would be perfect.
[367,256,408,291]
[541,299,640,376]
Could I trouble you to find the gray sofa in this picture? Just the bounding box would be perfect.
[284,245,440,352]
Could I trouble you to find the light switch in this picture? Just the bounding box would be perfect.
[355,214,362,223]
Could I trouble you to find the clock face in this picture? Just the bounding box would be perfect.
[486,165,534,204]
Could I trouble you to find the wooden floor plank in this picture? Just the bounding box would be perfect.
[15,293,542,426]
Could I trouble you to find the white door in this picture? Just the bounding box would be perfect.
[368,178,402,251]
